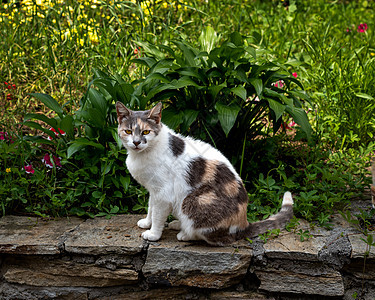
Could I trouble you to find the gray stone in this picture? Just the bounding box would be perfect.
[64,214,146,255]
[255,260,345,296]
[3,257,138,287]
[142,229,252,289]
[210,290,274,299]
[349,233,375,259]
[0,216,82,255]
[318,229,352,269]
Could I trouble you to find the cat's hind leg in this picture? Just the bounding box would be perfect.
[177,230,199,242]
[168,220,181,230]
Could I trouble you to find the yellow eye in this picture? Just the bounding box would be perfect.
[124,129,132,135]
[142,130,150,135]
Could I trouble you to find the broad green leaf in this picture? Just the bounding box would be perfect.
[132,57,157,68]
[120,175,130,191]
[265,88,293,106]
[24,113,58,130]
[174,41,197,67]
[285,106,312,139]
[199,26,220,53]
[231,86,247,101]
[215,102,241,136]
[162,108,184,129]
[23,121,55,140]
[88,88,107,113]
[172,76,201,89]
[181,109,199,132]
[267,98,286,121]
[67,138,104,158]
[209,82,227,99]
[59,115,74,138]
[249,78,263,97]
[29,93,64,118]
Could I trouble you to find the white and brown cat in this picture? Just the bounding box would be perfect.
[116,101,294,246]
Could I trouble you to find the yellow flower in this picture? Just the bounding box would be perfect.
[6,168,11,173]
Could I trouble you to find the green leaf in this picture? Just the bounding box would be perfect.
[87,88,107,113]
[67,138,105,158]
[24,113,58,130]
[231,86,247,101]
[215,102,241,136]
[267,99,286,121]
[285,106,312,139]
[199,26,220,53]
[249,78,263,97]
[120,175,130,191]
[59,115,74,138]
[23,121,55,140]
[161,108,184,129]
[181,109,199,132]
[355,93,374,100]
[209,82,227,99]
[29,93,64,118]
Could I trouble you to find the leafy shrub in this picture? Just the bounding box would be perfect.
[8,70,146,217]
[122,28,312,176]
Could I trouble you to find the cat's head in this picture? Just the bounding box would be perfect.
[116,102,163,153]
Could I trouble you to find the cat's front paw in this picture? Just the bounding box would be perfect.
[142,230,162,241]
[137,218,151,229]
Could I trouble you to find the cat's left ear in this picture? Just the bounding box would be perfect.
[147,102,162,124]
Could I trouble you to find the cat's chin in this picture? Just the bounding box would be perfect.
[127,146,147,153]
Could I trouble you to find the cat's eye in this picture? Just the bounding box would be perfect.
[142,130,150,135]
[124,129,132,135]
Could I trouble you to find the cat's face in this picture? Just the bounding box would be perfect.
[116,102,162,153]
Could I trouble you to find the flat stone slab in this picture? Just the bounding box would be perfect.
[3,257,138,287]
[349,233,375,259]
[142,229,252,289]
[63,215,146,255]
[0,216,82,255]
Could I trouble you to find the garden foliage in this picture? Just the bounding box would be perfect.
[0,0,374,230]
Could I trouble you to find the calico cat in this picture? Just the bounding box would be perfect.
[116,101,294,246]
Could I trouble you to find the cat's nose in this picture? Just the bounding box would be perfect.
[133,141,141,146]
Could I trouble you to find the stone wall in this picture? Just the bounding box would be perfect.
[0,214,374,299]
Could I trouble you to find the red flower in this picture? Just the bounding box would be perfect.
[42,153,62,168]
[7,94,12,100]
[47,127,66,140]
[24,165,35,174]
[292,72,298,78]
[357,23,368,33]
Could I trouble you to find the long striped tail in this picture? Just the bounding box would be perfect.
[239,192,294,239]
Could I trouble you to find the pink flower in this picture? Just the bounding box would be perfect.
[24,165,35,174]
[47,127,66,140]
[357,23,368,33]
[292,72,298,78]
[42,153,62,168]
[274,80,285,88]
[0,131,7,140]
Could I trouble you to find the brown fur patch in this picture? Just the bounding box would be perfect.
[217,202,249,230]
[202,160,219,184]
[222,179,240,197]
[197,191,216,206]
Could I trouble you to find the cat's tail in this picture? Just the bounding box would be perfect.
[238,192,294,239]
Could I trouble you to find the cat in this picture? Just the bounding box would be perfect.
[116,101,294,246]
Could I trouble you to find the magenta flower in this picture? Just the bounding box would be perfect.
[292,72,298,78]
[274,80,285,88]
[24,165,35,174]
[0,131,7,140]
[42,153,62,168]
[357,23,368,33]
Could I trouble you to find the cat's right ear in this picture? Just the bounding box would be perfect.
[116,101,132,124]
